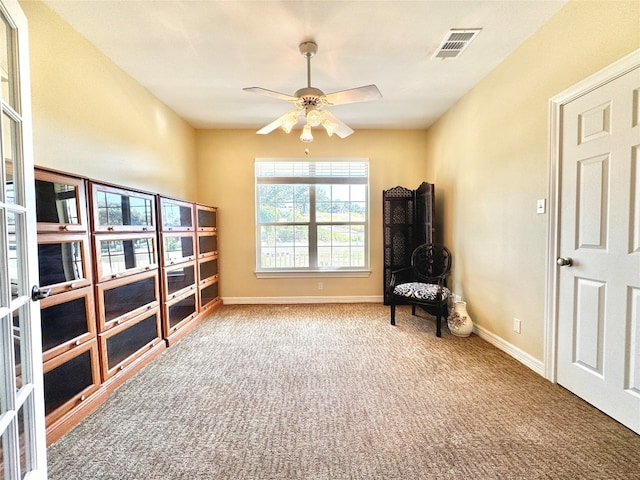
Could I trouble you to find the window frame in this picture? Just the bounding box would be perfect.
[255,158,370,277]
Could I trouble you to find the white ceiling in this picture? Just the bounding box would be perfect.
[44,0,567,131]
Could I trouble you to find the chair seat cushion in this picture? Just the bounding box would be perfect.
[393,282,451,302]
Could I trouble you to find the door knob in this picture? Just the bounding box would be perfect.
[556,257,573,267]
[31,285,51,301]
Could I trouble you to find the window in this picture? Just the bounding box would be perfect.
[255,159,369,274]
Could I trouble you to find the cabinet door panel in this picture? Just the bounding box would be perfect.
[96,271,159,331]
[43,341,101,426]
[159,197,194,231]
[166,292,197,331]
[197,232,217,258]
[100,309,161,378]
[40,286,96,362]
[35,169,88,233]
[198,257,218,284]
[91,183,156,232]
[163,262,196,300]
[38,234,92,294]
[161,232,196,265]
[196,205,217,231]
[94,233,158,282]
[199,280,219,310]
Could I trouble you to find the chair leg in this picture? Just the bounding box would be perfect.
[390,304,396,325]
[436,314,442,337]
[411,305,416,316]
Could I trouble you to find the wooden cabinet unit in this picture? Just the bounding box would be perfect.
[35,169,221,445]
[34,168,105,445]
[90,182,166,388]
[196,204,221,314]
[158,197,220,346]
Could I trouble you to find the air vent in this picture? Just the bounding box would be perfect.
[433,29,481,59]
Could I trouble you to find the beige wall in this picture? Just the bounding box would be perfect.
[22,0,639,364]
[424,0,640,360]
[21,0,198,200]
[195,129,429,301]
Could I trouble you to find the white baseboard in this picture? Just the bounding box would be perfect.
[472,323,545,377]
[222,295,384,305]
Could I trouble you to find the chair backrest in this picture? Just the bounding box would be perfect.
[411,243,452,283]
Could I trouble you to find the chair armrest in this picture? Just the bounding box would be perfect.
[390,267,413,288]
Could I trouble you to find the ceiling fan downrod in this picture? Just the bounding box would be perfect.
[295,41,324,102]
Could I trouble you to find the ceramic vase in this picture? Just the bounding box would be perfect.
[447,301,473,337]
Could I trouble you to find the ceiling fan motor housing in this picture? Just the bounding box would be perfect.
[294,87,325,108]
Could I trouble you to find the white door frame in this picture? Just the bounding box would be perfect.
[545,48,640,382]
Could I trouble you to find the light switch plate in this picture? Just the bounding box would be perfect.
[536,199,546,214]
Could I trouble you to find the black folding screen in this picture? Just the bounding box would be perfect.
[382,182,434,304]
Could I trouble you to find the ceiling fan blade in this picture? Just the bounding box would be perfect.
[323,111,354,139]
[323,84,382,106]
[243,87,298,102]
[256,110,301,135]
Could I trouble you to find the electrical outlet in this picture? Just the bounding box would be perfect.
[317,282,323,290]
[513,318,521,334]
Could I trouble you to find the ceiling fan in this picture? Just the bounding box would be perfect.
[243,41,382,143]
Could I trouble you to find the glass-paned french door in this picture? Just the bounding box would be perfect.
[0,1,48,478]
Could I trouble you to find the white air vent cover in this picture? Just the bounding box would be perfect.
[433,29,481,59]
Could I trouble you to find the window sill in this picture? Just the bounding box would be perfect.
[255,270,371,279]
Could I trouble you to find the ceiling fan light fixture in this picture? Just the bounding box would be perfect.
[322,118,338,137]
[300,124,313,143]
[306,108,323,127]
[281,111,299,133]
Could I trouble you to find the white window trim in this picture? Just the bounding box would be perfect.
[255,158,370,276]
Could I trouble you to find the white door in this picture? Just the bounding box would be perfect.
[0,0,48,478]
[556,62,640,434]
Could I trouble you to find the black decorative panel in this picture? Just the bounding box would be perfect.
[168,294,196,328]
[200,282,219,308]
[38,241,84,286]
[106,313,158,369]
[44,350,93,415]
[166,264,196,296]
[103,276,156,322]
[199,258,218,281]
[41,296,89,352]
[382,183,435,304]
[197,208,216,229]
[198,234,217,256]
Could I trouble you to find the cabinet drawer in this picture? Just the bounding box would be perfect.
[158,197,194,232]
[43,340,101,427]
[161,232,196,265]
[35,169,88,233]
[38,234,93,295]
[99,308,162,380]
[91,183,156,233]
[162,261,196,301]
[40,286,96,362]
[96,270,159,332]
[94,232,158,282]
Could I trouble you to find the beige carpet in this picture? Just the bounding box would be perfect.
[47,304,640,479]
